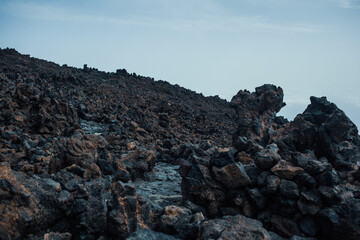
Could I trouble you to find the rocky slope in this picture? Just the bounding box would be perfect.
[0,48,359,240]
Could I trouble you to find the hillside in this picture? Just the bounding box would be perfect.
[0,48,359,240]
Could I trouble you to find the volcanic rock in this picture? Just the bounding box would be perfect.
[1,49,360,240]
[199,215,272,240]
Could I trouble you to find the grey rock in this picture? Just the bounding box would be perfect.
[44,232,72,240]
[255,149,281,170]
[261,175,281,195]
[199,215,272,240]
[126,229,179,240]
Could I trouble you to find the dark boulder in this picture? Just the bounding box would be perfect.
[199,215,272,240]
[212,162,251,189]
[317,198,360,240]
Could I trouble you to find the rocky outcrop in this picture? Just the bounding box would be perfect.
[180,86,360,239]
[230,84,286,144]
[1,49,359,240]
[0,48,237,239]
[274,96,360,169]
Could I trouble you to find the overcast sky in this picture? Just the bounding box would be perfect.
[1,0,359,127]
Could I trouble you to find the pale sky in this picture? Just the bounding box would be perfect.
[1,0,359,127]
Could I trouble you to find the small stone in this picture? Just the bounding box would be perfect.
[58,190,71,203]
[43,178,61,192]
[271,160,304,180]
[261,175,280,195]
[199,215,272,240]
[299,216,319,237]
[297,189,322,215]
[305,159,331,176]
[210,150,235,167]
[247,188,267,210]
[193,212,205,222]
[279,180,300,198]
[295,173,317,189]
[257,171,271,187]
[271,215,301,238]
[316,169,340,187]
[318,186,341,205]
[245,164,262,186]
[255,149,281,170]
[212,162,251,189]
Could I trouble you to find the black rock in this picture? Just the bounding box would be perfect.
[261,174,281,195]
[317,198,360,240]
[279,179,300,199]
[298,216,319,237]
[210,149,235,167]
[255,149,281,170]
[247,188,268,210]
[297,189,322,215]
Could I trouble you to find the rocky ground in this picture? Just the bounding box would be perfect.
[0,48,359,240]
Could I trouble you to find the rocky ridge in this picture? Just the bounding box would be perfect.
[0,48,359,240]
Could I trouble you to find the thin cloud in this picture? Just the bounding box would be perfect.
[3,1,321,34]
[331,0,360,9]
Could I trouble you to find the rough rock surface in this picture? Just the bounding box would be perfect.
[199,215,272,240]
[180,85,360,239]
[1,48,359,240]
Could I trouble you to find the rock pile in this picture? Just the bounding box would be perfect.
[180,85,360,240]
[0,48,235,239]
[1,48,359,240]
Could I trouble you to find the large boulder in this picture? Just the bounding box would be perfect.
[0,162,63,240]
[199,215,272,240]
[230,84,286,143]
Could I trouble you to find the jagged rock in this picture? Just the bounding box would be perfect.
[318,186,342,205]
[212,162,251,189]
[158,205,199,239]
[180,157,225,217]
[0,162,63,240]
[209,149,235,167]
[294,173,317,189]
[233,136,263,153]
[297,189,322,215]
[255,149,281,170]
[316,169,341,187]
[298,216,319,237]
[257,171,271,187]
[199,215,272,240]
[271,160,304,180]
[279,179,300,198]
[230,84,285,142]
[247,188,267,210]
[317,198,360,240]
[261,174,281,195]
[1,50,360,240]
[270,215,301,238]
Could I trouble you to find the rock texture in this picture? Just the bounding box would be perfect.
[180,85,360,240]
[1,48,359,240]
